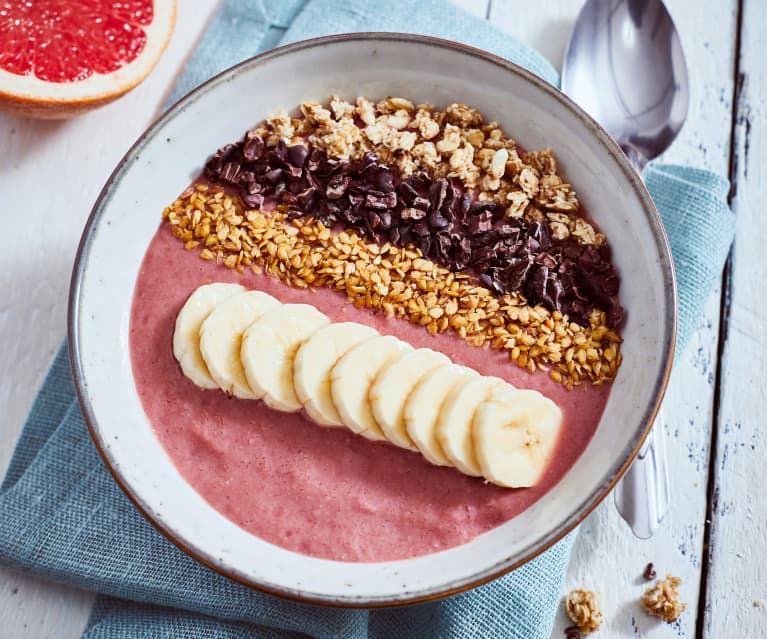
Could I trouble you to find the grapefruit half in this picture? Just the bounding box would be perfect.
[0,0,176,118]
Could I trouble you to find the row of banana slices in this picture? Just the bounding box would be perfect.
[173,283,562,488]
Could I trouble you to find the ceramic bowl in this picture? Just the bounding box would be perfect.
[69,33,676,606]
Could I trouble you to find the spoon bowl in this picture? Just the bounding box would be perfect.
[562,0,689,169]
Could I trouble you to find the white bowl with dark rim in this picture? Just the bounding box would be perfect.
[69,33,676,606]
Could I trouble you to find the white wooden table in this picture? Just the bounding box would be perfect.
[1,1,763,636]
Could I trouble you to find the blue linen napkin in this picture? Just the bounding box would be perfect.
[0,1,734,638]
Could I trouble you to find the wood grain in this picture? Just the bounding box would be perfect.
[703,0,767,634]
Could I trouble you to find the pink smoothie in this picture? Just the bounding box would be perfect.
[129,225,611,562]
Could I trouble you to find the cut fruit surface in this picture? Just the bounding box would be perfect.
[370,348,450,451]
[473,387,563,488]
[241,304,330,412]
[293,322,379,427]
[437,375,509,477]
[330,335,412,442]
[172,283,245,390]
[199,290,279,399]
[0,0,176,118]
[405,364,478,466]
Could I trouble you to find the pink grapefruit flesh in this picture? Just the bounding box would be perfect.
[0,0,176,118]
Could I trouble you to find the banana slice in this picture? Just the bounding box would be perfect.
[199,290,280,398]
[405,364,478,466]
[370,348,451,450]
[241,304,330,412]
[436,376,509,477]
[293,322,379,426]
[173,283,245,389]
[472,388,562,488]
[330,335,412,441]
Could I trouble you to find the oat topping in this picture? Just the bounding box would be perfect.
[565,589,604,634]
[251,96,604,248]
[640,575,687,623]
[164,185,622,387]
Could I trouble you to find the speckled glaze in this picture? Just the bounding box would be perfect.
[69,33,676,606]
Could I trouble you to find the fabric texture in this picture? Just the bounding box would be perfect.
[0,0,734,638]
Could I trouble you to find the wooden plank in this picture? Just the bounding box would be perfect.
[554,300,723,638]
[703,0,767,634]
[486,0,737,636]
[0,575,92,639]
[0,1,220,636]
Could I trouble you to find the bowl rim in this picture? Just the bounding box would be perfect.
[68,31,677,607]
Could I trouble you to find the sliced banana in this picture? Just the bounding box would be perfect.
[330,335,412,441]
[241,304,330,412]
[199,290,280,398]
[437,376,509,476]
[180,282,564,489]
[293,322,379,426]
[370,348,451,450]
[172,283,246,389]
[405,364,478,466]
[472,387,562,488]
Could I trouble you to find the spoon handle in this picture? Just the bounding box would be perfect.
[614,410,670,539]
[610,147,671,539]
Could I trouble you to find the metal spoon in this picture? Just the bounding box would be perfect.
[562,0,689,538]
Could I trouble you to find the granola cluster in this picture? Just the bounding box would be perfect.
[164,185,622,387]
[562,570,687,632]
[254,96,605,248]
[565,589,604,634]
[640,575,687,623]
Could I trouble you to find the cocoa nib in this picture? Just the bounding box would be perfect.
[203,133,623,326]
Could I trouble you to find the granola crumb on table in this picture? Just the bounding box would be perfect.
[164,185,622,388]
[640,575,687,623]
[565,588,604,633]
